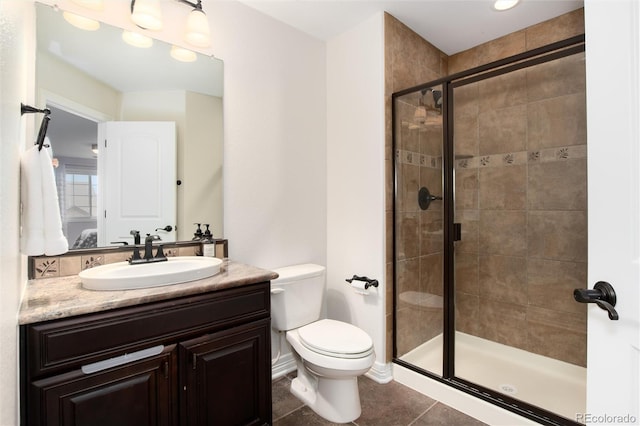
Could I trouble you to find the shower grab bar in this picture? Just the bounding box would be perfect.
[574,281,619,320]
[346,275,379,289]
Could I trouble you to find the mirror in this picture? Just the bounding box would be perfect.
[35,2,224,249]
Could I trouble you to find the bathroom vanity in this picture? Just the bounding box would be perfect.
[19,261,276,426]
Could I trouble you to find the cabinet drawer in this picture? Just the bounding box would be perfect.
[23,283,269,378]
[28,345,177,426]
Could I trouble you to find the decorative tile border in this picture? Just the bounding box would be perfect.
[396,149,442,169]
[29,240,229,280]
[456,144,586,169]
[397,144,586,171]
[33,258,59,278]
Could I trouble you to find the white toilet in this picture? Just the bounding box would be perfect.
[271,264,375,423]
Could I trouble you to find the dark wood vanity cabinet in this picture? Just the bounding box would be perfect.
[30,345,177,426]
[20,283,272,426]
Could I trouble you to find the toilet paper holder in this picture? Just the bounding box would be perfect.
[345,275,379,289]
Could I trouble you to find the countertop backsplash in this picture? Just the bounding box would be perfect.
[28,240,228,280]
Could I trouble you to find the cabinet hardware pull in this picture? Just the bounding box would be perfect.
[81,345,165,375]
[164,361,169,379]
[192,353,197,370]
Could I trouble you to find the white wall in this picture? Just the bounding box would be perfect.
[0,2,34,424]
[212,1,327,269]
[326,13,389,381]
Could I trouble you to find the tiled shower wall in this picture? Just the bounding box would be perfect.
[385,9,586,364]
[384,14,448,362]
[453,52,588,366]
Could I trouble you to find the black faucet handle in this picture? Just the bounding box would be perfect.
[155,245,166,259]
[129,247,142,264]
[130,229,141,245]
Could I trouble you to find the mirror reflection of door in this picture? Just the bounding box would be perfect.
[97,121,177,247]
[46,105,177,249]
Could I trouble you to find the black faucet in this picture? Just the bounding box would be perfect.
[130,229,141,245]
[129,234,168,265]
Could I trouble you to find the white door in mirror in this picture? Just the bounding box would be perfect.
[79,256,223,291]
[97,121,177,246]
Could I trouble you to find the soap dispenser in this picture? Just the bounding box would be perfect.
[201,224,216,257]
[192,223,203,241]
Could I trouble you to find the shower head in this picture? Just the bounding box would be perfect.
[432,90,442,107]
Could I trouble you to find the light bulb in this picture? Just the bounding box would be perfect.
[493,0,520,11]
[63,11,100,31]
[170,46,197,62]
[131,0,163,31]
[122,30,153,48]
[185,9,210,48]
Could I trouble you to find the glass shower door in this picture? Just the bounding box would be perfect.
[394,84,445,377]
[452,51,588,421]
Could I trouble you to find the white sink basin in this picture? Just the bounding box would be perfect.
[79,256,223,291]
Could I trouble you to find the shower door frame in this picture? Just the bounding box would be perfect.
[391,35,586,426]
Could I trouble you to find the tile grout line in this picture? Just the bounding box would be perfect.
[407,400,439,426]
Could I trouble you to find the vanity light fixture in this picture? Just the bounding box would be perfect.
[128,0,211,49]
[131,0,163,31]
[170,45,197,62]
[181,0,211,48]
[122,30,153,48]
[62,11,100,31]
[493,0,520,11]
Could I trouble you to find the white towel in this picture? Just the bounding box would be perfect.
[20,142,68,256]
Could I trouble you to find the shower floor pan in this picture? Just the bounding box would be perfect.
[400,332,586,422]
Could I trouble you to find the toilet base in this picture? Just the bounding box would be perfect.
[290,370,362,423]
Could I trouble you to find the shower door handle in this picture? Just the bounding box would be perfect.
[573,281,619,320]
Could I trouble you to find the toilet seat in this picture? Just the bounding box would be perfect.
[298,319,373,359]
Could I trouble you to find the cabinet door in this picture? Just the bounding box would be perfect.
[180,319,271,426]
[30,345,177,426]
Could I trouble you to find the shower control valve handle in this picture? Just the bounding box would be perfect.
[573,281,619,320]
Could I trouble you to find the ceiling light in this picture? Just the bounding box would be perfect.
[170,45,197,62]
[131,0,163,31]
[63,11,100,31]
[122,30,153,48]
[493,0,520,11]
[185,6,210,48]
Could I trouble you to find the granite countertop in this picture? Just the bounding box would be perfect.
[19,260,278,325]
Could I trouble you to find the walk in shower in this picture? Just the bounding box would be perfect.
[392,36,587,426]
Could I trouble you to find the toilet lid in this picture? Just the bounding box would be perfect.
[298,319,373,359]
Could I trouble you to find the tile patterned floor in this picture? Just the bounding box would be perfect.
[273,374,487,426]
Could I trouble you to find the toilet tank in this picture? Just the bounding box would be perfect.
[271,264,326,331]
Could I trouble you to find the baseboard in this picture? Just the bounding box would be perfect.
[365,361,393,384]
[271,352,296,380]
